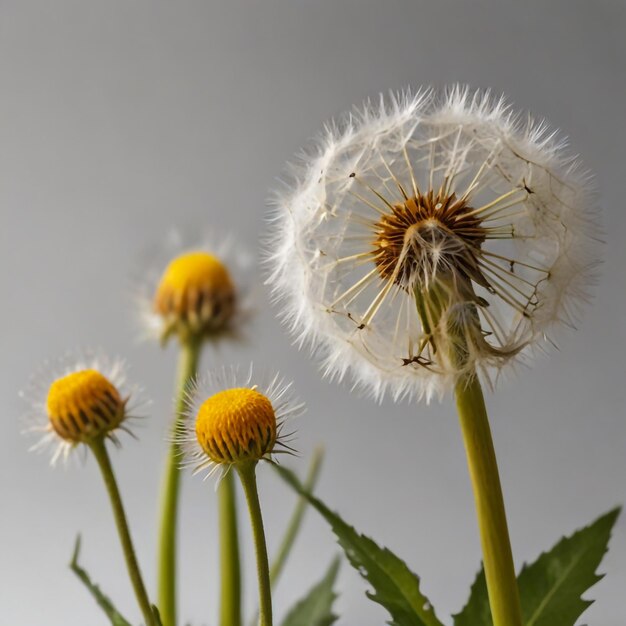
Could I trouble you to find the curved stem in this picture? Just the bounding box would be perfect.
[218,470,242,626]
[157,339,201,626]
[237,462,273,626]
[455,373,522,626]
[89,438,156,626]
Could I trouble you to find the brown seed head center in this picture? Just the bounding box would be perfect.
[372,190,486,289]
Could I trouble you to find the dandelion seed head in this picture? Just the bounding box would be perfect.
[267,86,602,401]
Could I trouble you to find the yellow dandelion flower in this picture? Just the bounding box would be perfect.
[136,232,252,346]
[22,352,142,465]
[178,365,303,481]
[195,387,276,465]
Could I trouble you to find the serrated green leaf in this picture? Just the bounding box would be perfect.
[69,535,132,626]
[281,557,341,626]
[274,464,443,626]
[519,508,620,626]
[453,508,620,626]
[453,568,491,626]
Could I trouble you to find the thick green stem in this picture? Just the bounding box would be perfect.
[455,374,522,626]
[237,462,273,626]
[414,281,522,626]
[157,339,201,626]
[218,470,242,626]
[89,438,156,626]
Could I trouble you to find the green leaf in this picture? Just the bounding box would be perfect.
[453,508,621,626]
[281,557,341,626]
[453,568,491,626]
[274,464,444,626]
[69,535,133,626]
[518,507,621,626]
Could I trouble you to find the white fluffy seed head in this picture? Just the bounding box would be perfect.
[266,86,602,402]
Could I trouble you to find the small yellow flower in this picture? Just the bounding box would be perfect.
[135,233,252,346]
[195,387,276,465]
[154,251,236,342]
[22,353,141,465]
[178,365,304,480]
[47,369,126,443]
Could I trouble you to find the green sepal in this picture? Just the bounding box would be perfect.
[281,557,341,626]
[69,535,133,626]
[274,464,443,626]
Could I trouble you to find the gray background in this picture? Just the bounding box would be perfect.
[1,1,625,624]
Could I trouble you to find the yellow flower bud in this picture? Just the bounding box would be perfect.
[195,388,276,465]
[154,251,236,342]
[23,353,140,465]
[46,369,126,443]
[177,366,305,480]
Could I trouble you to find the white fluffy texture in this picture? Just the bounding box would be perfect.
[177,364,305,483]
[133,229,254,344]
[267,87,602,402]
[20,350,143,466]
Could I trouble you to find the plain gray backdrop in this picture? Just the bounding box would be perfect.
[1,1,625,624]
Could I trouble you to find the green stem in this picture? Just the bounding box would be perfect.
[270,447,324,587]
[157,339,201,626]
[89,438,156,626]
[414,281,522,626]
[237,462,273,626]
[218,470,242,626]
[247,449,324,626]
[455,373,522,626]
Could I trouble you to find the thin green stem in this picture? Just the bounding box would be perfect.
[157,338,201,626]
[455,373,522,626]
[218,470,242,626]
[247,449,324,626]
[237,462,273,626]
[270,447,324,587]
[89,438,156,626]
